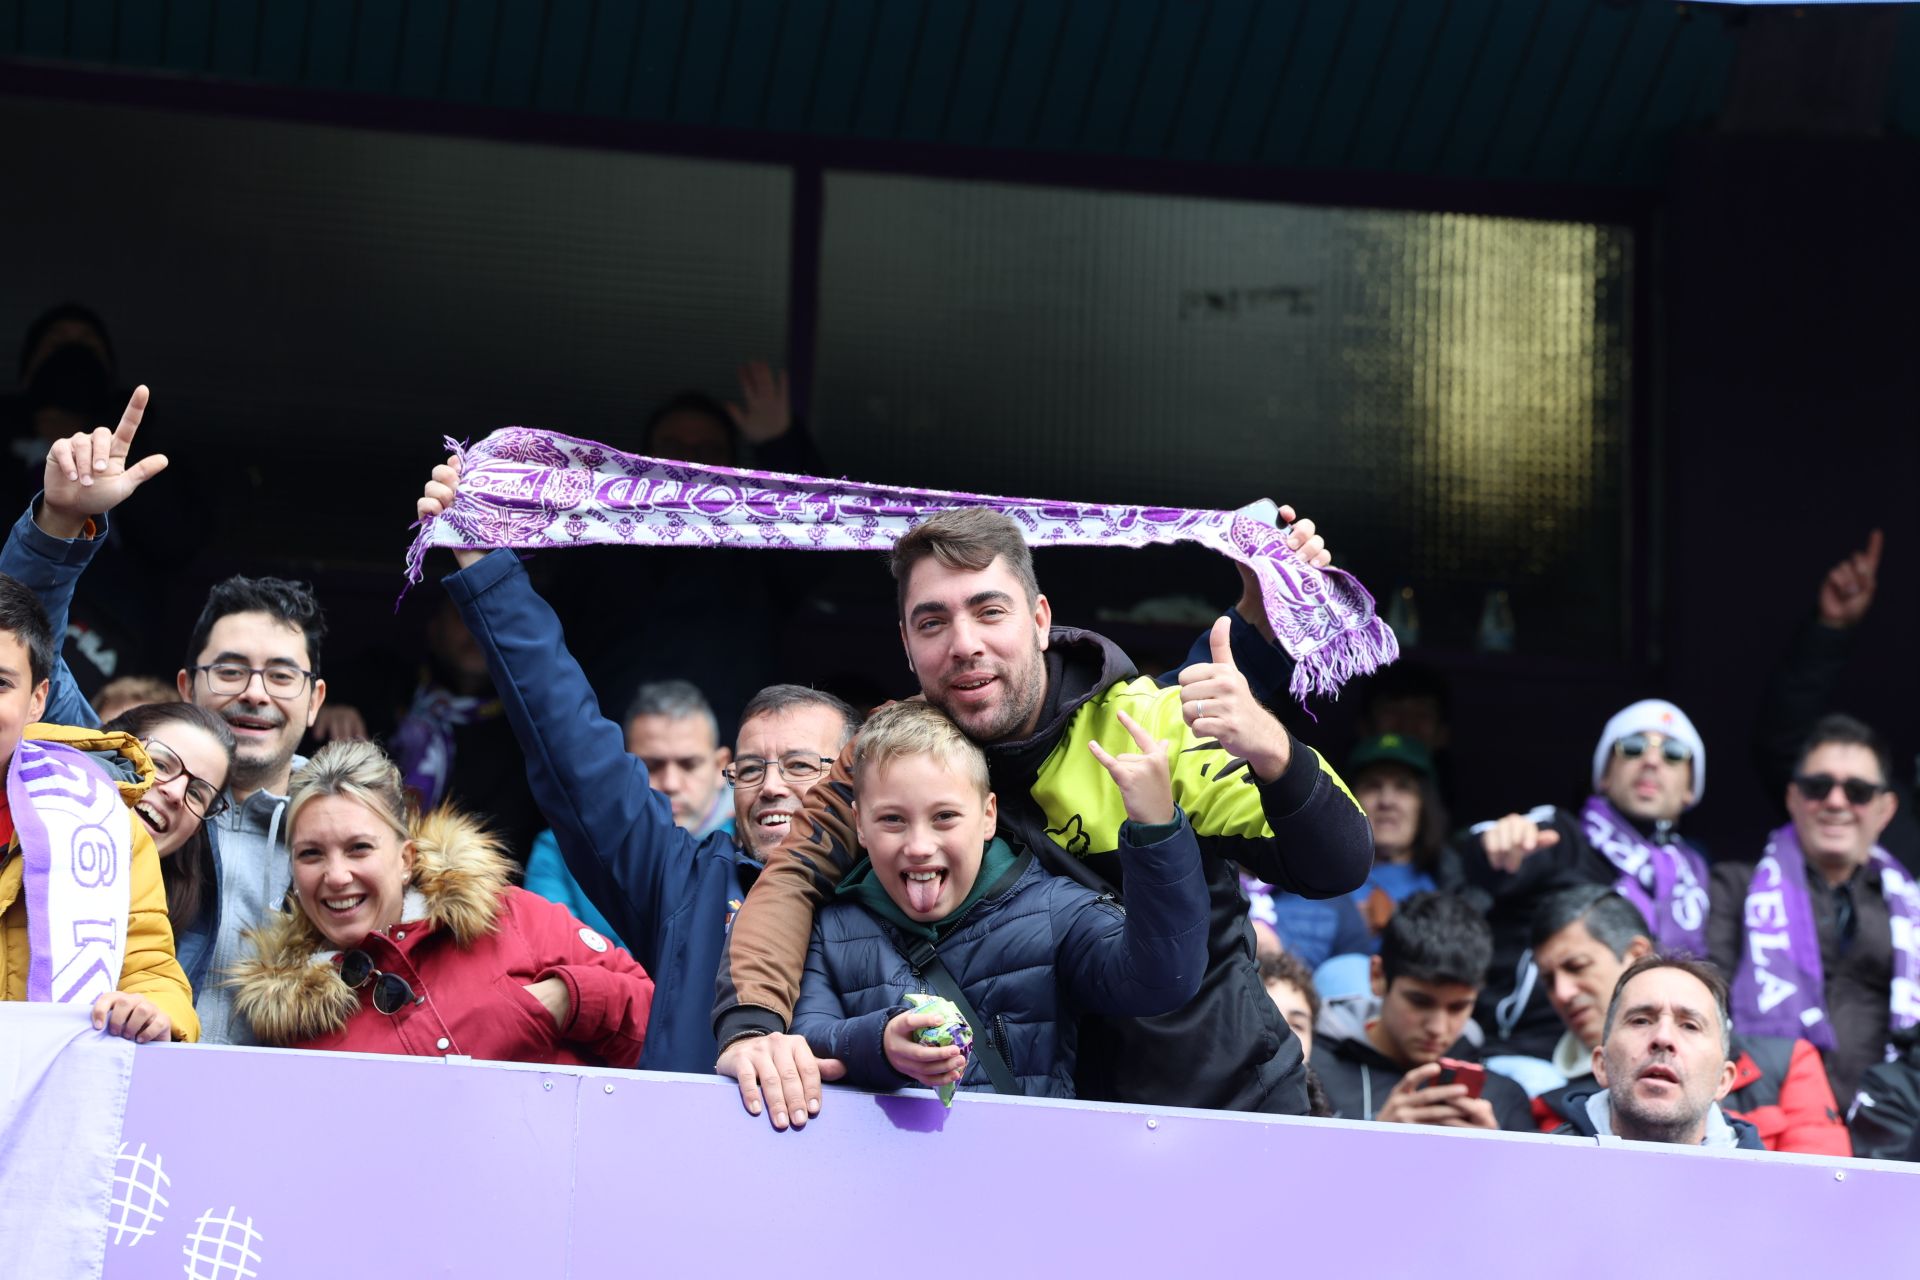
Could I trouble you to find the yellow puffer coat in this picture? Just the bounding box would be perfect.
[0,722,199,1040]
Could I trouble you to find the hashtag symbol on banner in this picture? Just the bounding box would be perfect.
[181,1206,265,1280]
[107,1142,170,1246]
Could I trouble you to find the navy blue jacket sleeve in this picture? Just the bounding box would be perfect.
[0,496,102,729]
[440,550,697,978]
[790,921,901,1088]
[1053,810,1210,1018]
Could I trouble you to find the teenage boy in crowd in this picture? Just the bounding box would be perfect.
[1311,891,1533,1131]
[714,506,1373,1123]
[790,701,1208,1097]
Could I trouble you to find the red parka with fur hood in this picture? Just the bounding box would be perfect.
[231,809,653,1066]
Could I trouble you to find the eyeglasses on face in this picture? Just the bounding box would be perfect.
[1613,733,1692,766]
[1792,773,1889,806]
[143,738,229,821]
[722,753,834,789]
[191,662,315,699]
[339,949,421,1015]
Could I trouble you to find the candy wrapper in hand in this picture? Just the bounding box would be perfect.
[904,992,972,1107]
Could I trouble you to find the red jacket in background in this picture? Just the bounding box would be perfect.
[1721,1036,1851,1156]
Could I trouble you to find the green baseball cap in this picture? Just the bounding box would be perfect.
[1347,733,1435,779]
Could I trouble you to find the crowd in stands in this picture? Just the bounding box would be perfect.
[3,302,1916,1165]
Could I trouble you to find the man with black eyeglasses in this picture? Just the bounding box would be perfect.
[174,575,329,1043]
[1447,699,1714,1085]
[417,458,865,1076]
[1710,714,1920,1108]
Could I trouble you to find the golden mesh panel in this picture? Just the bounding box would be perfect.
[815,174,1631,658]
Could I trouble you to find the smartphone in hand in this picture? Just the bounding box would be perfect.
[1433,1057,1487,1099]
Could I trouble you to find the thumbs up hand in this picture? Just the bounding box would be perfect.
[1176,616,1293,781]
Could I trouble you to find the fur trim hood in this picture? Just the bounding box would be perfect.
[229,807,517,1045]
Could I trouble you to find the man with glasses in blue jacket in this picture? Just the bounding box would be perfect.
[417,454,863,1077]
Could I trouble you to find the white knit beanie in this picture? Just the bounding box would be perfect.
[1591,699,1705,808]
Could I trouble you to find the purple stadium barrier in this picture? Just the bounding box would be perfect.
[71,1040,1915,1278]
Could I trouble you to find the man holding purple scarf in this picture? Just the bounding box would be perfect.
[1709,714,1920,1108]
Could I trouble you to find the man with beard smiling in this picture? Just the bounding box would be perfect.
[714,506,1374,1123]
[416,459,864,1076]
[1553,955,1761,1149]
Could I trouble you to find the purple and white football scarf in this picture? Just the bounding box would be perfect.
[1730,824,1920,1054]
[1578,796,1710,956]
[404,428,1397,701]
[12,739,132,1005]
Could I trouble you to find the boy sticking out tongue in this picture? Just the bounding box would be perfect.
[790,701,1209,1099]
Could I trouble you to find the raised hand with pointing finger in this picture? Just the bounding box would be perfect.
[1176,615,1293,781]
[1477,812,1560,874]
[38,384,168,540]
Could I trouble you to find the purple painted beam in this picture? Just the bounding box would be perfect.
[100,1042,1914,1278]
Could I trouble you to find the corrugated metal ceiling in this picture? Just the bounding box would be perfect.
[4,1,1919,186]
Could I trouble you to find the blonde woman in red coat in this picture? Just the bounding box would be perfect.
[232,740,653,1065]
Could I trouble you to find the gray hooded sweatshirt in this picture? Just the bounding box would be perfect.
[195,758,303,1045]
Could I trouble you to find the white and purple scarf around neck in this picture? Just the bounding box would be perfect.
[1579,796,1710,955]
[12,738,133,1005]
[1730,824,1920,1054]
[404,428,1398,702]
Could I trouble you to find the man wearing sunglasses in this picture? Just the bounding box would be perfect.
[1450,699,1713,1085]
[1709,714,1919,1108]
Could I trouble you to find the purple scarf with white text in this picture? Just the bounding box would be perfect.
[1729,824,1920,1054]
[13,738,132,1005]
[1578,796,1710,956]
[404,428,1398,702]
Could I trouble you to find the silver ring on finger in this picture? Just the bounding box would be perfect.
[1195,700,1207,720]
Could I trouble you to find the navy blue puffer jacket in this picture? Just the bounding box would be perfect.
[791,815,1209,1098]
